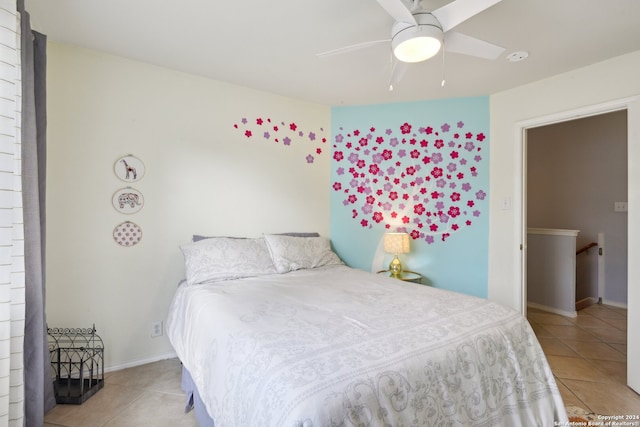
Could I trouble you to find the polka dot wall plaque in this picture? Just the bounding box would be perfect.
[113,221,142,247]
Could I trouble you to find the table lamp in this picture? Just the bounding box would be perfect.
[383,232,410,277]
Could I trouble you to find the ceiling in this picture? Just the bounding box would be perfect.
[24,0,640,106]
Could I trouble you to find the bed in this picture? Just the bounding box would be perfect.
[166,234,568,426]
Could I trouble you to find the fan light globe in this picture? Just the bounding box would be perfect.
[391,13,444,63]
[394,36,441,63]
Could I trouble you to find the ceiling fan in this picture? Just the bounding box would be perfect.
[318,0,506,89]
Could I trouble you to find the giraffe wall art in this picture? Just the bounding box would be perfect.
[114,155,145,182]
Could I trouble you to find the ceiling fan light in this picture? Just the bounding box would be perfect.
[391,14,443,63]
[394,36,441,63]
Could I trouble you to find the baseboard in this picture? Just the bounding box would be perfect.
[105,351,178,373]
[527,302,577,318]
[575,297,598,311]
[601,299,628,309]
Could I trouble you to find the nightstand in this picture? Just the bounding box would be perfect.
[377,270,423,284]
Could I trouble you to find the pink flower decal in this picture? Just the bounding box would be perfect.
[332,121,487,244]
[234,117,326,164]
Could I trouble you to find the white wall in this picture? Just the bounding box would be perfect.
[489,50,640,310]
[45,42,331,369]
[526,229,579,316]
[489,50,640,391]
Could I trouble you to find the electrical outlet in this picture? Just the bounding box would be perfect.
[151,321,163,338]
[614,202,628,212]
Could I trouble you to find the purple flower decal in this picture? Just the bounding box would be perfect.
[331,121,487,244]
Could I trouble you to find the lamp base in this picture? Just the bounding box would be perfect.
[388,255,403,278]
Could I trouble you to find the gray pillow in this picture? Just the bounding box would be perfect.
[192,232,319,242]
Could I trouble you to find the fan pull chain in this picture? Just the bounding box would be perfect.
[389,50,395,91]
[441,40,446,87]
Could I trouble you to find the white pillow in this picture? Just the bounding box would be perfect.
[180,237,276,285]
[263,234,343,273]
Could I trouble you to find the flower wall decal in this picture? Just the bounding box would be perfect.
[332,120,487,245]
[233,117,327,164]
[330,97,489,296]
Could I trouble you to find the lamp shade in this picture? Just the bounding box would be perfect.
[383,232,410,254]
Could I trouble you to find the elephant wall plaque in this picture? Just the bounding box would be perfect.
[112,187,144,214]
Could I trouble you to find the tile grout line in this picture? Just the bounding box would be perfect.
[555,377,592,413]
[528,305,632,415]
[101,386,150,427]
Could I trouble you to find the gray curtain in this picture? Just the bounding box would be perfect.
[20,1,56,425]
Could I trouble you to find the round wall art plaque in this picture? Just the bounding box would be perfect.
[112,187,144,214]
[113,221,142,247]
[114,155,145,182]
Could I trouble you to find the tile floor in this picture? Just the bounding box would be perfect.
[44,358,196,426]
[44,304,639,426]
[528,303,640,416]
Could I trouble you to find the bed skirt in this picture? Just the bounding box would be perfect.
[181,365,214,427]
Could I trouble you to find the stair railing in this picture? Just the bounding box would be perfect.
[576,242,597,256]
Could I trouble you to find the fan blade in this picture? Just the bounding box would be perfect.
[375,0,417,25]
[389,60,409,91]
[317,39,390,58]
[444,32,505,59]
[432,0,503,32]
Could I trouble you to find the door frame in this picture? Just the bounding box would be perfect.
[514,95,639,392]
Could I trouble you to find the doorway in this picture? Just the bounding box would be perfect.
[526,110,627,313]
[514,96,640,394]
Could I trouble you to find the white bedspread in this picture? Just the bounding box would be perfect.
[166,265,567,426]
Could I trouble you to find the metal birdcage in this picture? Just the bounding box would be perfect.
[47,325,104,404]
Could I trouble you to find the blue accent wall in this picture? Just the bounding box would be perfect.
[330,97,489,297]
